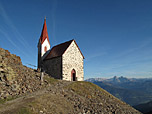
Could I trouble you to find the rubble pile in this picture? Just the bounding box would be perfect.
[0,48,49,99]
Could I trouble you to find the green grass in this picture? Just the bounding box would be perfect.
[27,93,73,114]
[16,107,31,114]
[65,81,127,106]
[44,76,58,84]
[0,96,19,104]
[66,81,110,97]
[0,99,6,104]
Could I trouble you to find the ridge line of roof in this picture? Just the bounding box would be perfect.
[51,39,74,48]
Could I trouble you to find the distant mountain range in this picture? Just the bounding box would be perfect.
[85,76,152,106]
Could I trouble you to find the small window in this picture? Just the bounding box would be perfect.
[44,46,47,52]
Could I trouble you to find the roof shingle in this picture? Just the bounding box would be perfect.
[44,40,73,60]
[44,39,84,60]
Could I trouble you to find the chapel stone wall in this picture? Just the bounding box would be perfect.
[44,57,62,79]
[62,41,84,81]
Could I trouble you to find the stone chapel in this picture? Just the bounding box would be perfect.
[37,18,84,81]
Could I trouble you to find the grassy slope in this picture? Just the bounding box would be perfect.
[0,80,141,114]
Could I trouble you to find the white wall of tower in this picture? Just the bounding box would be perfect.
[41,38,50,56]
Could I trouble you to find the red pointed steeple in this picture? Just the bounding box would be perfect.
[39,18,50,45]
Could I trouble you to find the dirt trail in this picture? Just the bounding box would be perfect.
[0,80,72,113]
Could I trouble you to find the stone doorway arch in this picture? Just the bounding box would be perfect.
[71,69,76,81]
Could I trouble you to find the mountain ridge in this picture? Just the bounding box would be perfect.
[86,76,152,106]
[86,76,152,83]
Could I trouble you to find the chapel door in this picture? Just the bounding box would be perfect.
[71,69,76,81]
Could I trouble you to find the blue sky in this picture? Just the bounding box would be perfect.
[0,0,152,79]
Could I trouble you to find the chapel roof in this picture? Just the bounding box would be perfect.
[44,39,84,60]
[39,18,50,44]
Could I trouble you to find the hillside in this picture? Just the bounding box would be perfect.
[0,48,141,114]
[86,77,152,106]
[133,101,152,114]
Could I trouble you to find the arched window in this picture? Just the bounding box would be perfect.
[71,69,76,81]
[44,46,47,52]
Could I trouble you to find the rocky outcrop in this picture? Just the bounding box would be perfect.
[0,48,50,99]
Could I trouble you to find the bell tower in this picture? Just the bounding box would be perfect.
[37,18,50,69]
